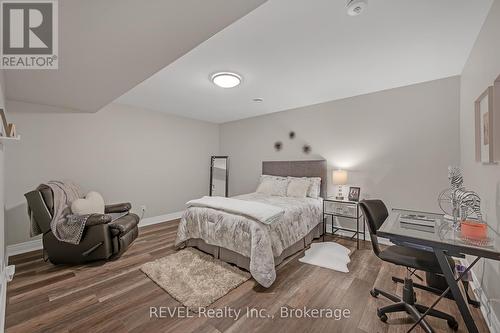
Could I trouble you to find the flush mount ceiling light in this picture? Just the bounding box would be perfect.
[346,0,367,16]
[211,72,242,88]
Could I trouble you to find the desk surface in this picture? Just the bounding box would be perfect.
[378,209,500,260]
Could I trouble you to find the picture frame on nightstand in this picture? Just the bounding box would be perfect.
[348,187,361,202]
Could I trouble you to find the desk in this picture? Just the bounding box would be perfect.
[378,209,500,333]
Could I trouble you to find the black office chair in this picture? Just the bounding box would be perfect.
[359,200,458,333]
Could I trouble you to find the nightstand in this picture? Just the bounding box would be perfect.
[323,197,365,249]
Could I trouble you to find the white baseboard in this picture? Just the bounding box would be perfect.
[0,279,5,333]
[6,211,184,258]
[376,237,393,246]
[139,211,183,227]
[460,258,500,333]
[0,263,6,333]
[7,238,43,257]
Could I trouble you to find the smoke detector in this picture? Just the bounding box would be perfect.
[346,0,368,16]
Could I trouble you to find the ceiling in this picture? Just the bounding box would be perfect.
[117,0,493,123]
[4,0,267,112]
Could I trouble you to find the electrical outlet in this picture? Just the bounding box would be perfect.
[5,265,15,282]
[140,205,146,213]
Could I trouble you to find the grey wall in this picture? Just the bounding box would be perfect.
[460,0,500,325]
[5,102,219,245]
[220,76,461,212]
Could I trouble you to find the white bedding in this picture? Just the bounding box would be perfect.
[186,196,285,225]
[175,192,322,287]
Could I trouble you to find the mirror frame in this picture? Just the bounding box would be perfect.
[209,156,229,197]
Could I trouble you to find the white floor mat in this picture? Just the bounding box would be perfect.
[299,242,351,273]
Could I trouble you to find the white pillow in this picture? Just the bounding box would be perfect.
[256,175,288,196]
[287,176,321,198]
[286,178,310,198]
[71,191,105,215]
[308,177,322,198]
[260,174,287,183]
[256,179,275,195]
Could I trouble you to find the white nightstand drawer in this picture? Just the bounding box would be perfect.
[324,201,357,217]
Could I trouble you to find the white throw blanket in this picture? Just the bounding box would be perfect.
[28,181,91,245]
[186,196,284,225]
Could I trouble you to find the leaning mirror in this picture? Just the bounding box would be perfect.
[210,156,229,197]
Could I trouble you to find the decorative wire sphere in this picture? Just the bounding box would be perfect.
[438,188,482,221]
[437,188,455,218]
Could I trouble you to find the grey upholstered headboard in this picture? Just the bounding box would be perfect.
[262,160,328,198]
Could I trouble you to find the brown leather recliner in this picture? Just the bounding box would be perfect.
[24,184,139,264]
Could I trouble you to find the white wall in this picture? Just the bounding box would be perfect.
[220,76,461,213]
[0,70,5,333]
[460,0,500,327]
[5,102,219,245]
[0,70,5,271]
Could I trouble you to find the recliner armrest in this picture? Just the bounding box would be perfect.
[109,214,139,236]
[105,203,132,214]
[85,214,112,226]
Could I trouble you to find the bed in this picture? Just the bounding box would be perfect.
[175,160,327,287]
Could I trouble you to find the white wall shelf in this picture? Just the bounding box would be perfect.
[0,135,20,142]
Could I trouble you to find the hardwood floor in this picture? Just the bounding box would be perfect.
[6,220,489,333]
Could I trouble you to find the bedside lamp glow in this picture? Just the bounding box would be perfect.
[332,169,348,200]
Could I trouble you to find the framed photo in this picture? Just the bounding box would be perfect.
[348,186,360,202]
[475,87,494,163]
[475,75,500,164]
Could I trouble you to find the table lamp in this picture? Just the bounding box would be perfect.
[332,169,348,200]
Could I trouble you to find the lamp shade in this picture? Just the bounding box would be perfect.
[332,170,348,185]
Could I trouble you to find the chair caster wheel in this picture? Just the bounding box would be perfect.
[447,320,459,331]
[370,289,379,298]
[377,312,388,322]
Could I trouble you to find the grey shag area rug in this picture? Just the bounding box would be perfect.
[141,247,251,308]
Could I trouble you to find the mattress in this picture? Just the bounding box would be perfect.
[175,192,323,287]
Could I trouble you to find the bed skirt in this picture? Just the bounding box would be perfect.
[181,222,324,271]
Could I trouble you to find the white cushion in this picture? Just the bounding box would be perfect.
[256,180,275,195]
[286,178,310,198]
[308,177,322,198]
[287,176,321,198]
[71,191,105,215]
[256,175,288,196]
